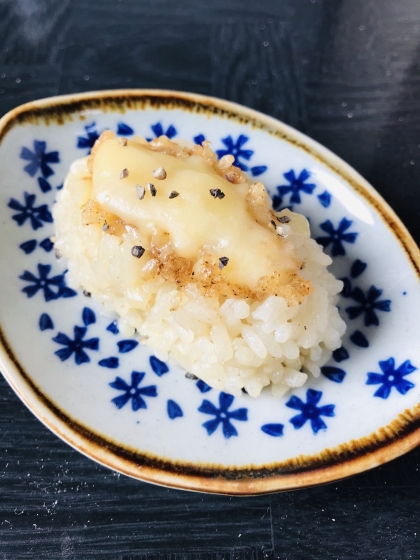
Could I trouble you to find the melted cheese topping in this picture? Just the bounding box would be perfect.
[95,135,303,285]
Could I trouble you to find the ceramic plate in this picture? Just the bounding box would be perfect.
[0,90,419,495]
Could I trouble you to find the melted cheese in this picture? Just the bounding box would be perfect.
[90,137,302,292]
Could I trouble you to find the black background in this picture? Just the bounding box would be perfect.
[1,1,420,558]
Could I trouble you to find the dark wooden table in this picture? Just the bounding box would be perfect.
[1,1,420,558]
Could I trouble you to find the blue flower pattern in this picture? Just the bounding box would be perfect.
[150,356,169,376]
[286,389,335,434]
[167,399,183,419]
[199,392,248,438]
[261,424,284,437]
[338,259,392,351]
[110,371,157,411]
[77,122,100,153]
[146,122,177,142]
[12,128,414,443]
[193,133,206,145]
[317,218,358,256]
[52,307,99,365]
[274,169,316,207]
[345,286,391,326]
[367,358,417,399]
[20,240,37,254]
[77,122,135,154]
[20,141,59,178]
[216,135,267,177]
[39,313,54,331]
[20,264,76,302]
[38,177,62,193]
[317,190,332,208]
[116,123,134,136]
[216,135,253,171]
[8,192,52,230]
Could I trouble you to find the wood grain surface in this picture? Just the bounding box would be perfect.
[1,0,420,558]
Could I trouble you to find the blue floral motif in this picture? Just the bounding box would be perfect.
[82,307,96,326]
[317,190,332,208]
[341,277,352,298]
[99,357,119,368]
[37,178,62,193]
[8,192,53,230]
[316,218,358,257]
[216,135,253,171]
[198,392,248,439]
[351,259,367,278]
[39,313,54,331]
[286,389,335,434]
[320,366,346,383]
[38,177,52,193]
[339,258,386,353]
[194,134,266,176]
[275,169,316,206]
[345,286,391,327]
[19,264,77,302]
[19,240,37,254]
[367,358,417,399]
[39,238,54,252]
[52,308,99,365]
[350,330,369,348]
[216,134,267,176]
[150,356,169,376]
[193,133,206,145]
[250,166,267,177]
[106,321,119,335]
[146,122,177,141]
[77,122,100,154]
[117,122,134,136]
[341,268,363,297]
[261,423,284,437]
[109,371,157,411]
[167,399,183,419]
[77,122,135,154]
[117,340,138,353]
[20,140,59,178]
[196,379,212,393]
[332,346,349,362]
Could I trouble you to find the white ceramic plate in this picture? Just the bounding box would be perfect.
[0,90,419,495]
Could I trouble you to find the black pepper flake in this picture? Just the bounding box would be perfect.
[277,215,291,223]
[219,256,229,269]
[169,190,179,199]
[83,290,91,297]
[136,185,145,200]
[147,182,157,196]
[131,245,145,258]
[185,372,198,380]
[102,220,109,231]
[209,188,225,199]
[120,168,129,179]
[152,167,167,180]
[270,220,277,228]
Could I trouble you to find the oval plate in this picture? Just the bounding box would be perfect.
[0,90,419,495]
